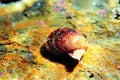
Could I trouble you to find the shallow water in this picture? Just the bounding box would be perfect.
[0,0,120,80]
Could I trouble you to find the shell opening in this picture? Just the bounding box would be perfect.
[68,49,86,61]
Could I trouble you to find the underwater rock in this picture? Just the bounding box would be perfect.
[23,0,49,17]
[0,0,20,4]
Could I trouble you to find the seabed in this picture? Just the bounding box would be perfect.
[0,0,120,80]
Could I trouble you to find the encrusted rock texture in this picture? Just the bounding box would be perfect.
[0,0,120,80]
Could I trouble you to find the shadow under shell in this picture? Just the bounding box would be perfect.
[40,44,79,72]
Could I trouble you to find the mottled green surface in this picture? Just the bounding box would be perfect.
[0,0,120,80]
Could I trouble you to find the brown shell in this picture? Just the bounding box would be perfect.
[45,28,88,55]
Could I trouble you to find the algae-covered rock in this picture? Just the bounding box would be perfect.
[0,0,120,80]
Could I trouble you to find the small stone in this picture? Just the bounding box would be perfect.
[89,72,94,78]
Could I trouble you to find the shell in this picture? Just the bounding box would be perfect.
[45,28,89,60]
